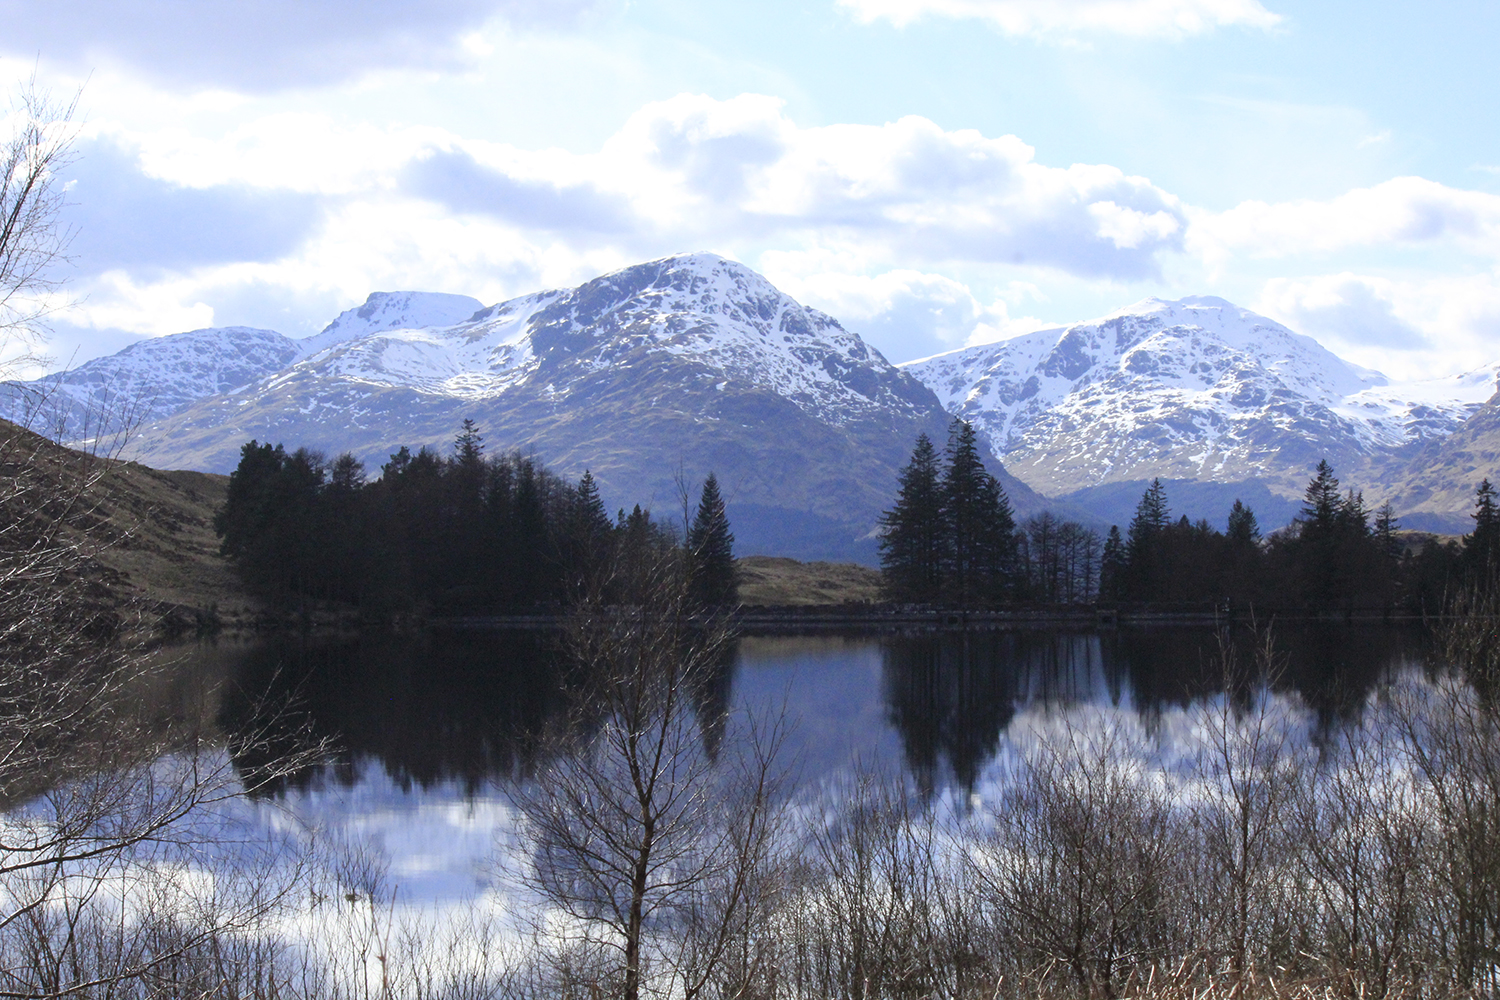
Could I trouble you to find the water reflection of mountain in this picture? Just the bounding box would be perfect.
[880,623,1433,795]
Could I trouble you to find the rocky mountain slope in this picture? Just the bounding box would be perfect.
[904,297,1499,514]
[114,254,1036,560]
[3,291,486,445]
[1380,386,1500,532]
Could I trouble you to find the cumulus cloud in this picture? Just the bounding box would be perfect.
[768,266,1047,361]
[33,93,1193,366]
[1257,271,1500,378]
[405,94,1188,280]
[401,147,636,235]
[1258,274,1429,351]
[836,0,1280,38]
[0,0,598,92]
[61,135,325,273]
[1192,177,1500,261]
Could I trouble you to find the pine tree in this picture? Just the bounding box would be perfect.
[940,419,1015,607]
[1374,503,1401,561]
[564,470,615,601]
[1226,499,1259,546]
[688,473,737,608]
[1123,479,1170,600]
[1099,525,1125,601]
[1301,459,1342,532]
[879,433,945,602]
[1464,478,1500,580]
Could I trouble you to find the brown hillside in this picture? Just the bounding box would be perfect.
[736,555,883,606]
[0,418,255,633]
[1385,387,1500,527]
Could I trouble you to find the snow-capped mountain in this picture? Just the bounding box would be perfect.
[1,291,488,442]
[299,290,485,356]
[118,254,1019,560]
[903,296,1499,498]
[3,326,301,439]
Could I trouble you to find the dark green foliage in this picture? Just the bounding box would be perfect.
[214,425,683,613]
[942,419,1017,607]
[1464,478,1500,580]
[1226,499,1259,545]
[213,442,331,600]
[879,421,1019,606]
[688,472,738,608]
[1099,526,1126,601]
[879,433,945,602]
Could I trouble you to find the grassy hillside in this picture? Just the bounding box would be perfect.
[0,418,256,634]
[736,555,883,606]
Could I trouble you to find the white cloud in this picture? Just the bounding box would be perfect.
[0,0,602,92]
[765,265,1048,360]
[1258,274,1427,350]
[1258,271,1500,378]
[836,0,1280,38]
[1192,177,1500,261]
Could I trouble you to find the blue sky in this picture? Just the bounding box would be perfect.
[3,0,1498,379]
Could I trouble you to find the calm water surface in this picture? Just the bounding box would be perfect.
[214,622,1434,798]
[177,623,1435,900]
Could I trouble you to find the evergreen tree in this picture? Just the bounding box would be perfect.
[688,473,737,608]
[1123,479,1170,600]
[941,419,1016,607]
[879,433,946,602]
[1099,525,1126,601]
[1226,499,1260,546]
[1301,459,1342,532]
[1464,478,1500,580]
[1374,503,1402,561]
[564,470,615,600]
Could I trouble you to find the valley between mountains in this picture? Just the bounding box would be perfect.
[10,253,1498,561]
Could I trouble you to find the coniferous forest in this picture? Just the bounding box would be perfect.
[883,420,1500,613]
[213,420,738,613]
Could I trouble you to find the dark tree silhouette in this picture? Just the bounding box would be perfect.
[688,472,738,608]
[1462,479,1500,583]
[941,419,1016,607]
[1227,499,1260,546]
[879,433,945,602]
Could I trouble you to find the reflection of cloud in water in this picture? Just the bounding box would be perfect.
[731,635,905,786]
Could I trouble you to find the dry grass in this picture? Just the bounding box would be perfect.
[735,555,883,606]
[0,417,257,632]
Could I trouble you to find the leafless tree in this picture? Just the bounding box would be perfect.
[974,712,1182,998]
[509,552,790,1000]
[1189,625,1307,980]
[0,75,78,378]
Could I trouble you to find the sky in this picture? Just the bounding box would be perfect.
[3,0,1499,381]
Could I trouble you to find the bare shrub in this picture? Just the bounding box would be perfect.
[1187,626,1310,979]
[975,710,1182,998]
[508,553,790,1000]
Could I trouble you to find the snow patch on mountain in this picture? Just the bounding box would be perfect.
[903,296,1497,494]
[299,291,487,356]
[274,254,924,427]
[4,326,300,432]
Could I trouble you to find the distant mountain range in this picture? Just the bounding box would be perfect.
[8,254,1497,558]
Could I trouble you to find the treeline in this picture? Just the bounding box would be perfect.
[882,424,1500,612]
[1106,462,1500,612]
[213,421,738,612]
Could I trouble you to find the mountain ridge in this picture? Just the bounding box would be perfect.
[15,258,1500,549]
[902,296,1499,504]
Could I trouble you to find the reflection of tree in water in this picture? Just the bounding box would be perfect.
[882,632,1020,796]
[883,623,1433,796]
[217,628,742,796]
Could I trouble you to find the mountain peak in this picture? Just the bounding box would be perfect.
[302,290,486,355]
